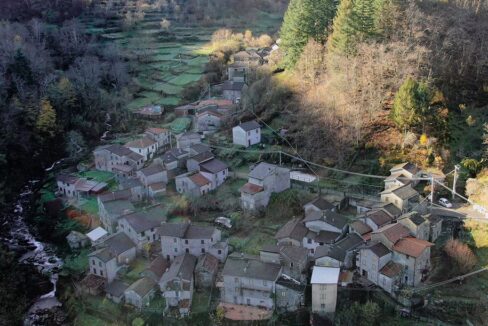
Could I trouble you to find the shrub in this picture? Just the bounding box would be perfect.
[444,238,477,274]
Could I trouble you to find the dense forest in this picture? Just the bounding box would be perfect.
[243,0,488,189]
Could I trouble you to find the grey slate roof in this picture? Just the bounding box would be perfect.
[105,279,129,298]
[275,218,308,241]
[222,81,246,91]
[158,223,215,240]
[88,247,115,262]
[365,209,392,227]
[306,197,335,211]
[140,164,165,177]
[99,190,132,203]
[126,277,156,297]
[222,253,281,281]
[304,210,348,230]
[119,178,143,189]
[276,276,306,292]
[103,200,135,217]
[407,213,427,226]
[381,184,419,200]
[190,151,214,163]
[190,143,210,154]
[374,202,402,217]
[249,162,280,180]
[144,255,170,281]
[121,211,165,233]
[106,144,134,157]
[237,120,260,132]
[315,230,342,243]
[390,162,419,175]
[200,158,228,174]
[367,242,391,257]
[57,174,79,184]
[102,232,136,256]
[161,253,196,283]
[350,220,372,235]
[279,245,308,266]
[315,233,364,261]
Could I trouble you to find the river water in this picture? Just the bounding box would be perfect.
[1,180,64,325]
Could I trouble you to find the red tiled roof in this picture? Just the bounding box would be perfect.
[379,261,403,278]
[374,223,411,244]
[189,173,211,187]
[146,127,168,134]
[393,237,433,258]
[240,182,264,194]
[125,136,156,148]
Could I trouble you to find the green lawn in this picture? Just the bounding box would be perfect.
[78,170,115,183]
[79,197,99,215]
[170,117,192,133]
[125,257,148,281]
[192,291,210,314]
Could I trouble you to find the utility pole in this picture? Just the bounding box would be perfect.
[430,175,434,206]
[453,164,460,200]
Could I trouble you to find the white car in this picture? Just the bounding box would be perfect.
[438,198,453,208]
[215,216,232,229]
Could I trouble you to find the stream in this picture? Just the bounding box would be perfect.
[1,180,64,325]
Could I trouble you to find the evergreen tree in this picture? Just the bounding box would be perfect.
[280,0,337,68]
[390,77,431,132]
[7,49,34,85]
[36,99,57,138]
[328,0,357,55]
[352,0,376,37]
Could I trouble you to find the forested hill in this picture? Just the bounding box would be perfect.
[247,0,488,178]
[0,0,133,207]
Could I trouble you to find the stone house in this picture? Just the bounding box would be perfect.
[377,261,403,294]
[145,127,171,150]
[221,81,247,103]
[159,223,228,262]
[56,174,78,198]
[98,190,135,233]
[275,275,306,312]
[259,244,309,282]
[425,214,442,242]
[221,253,282,310]
[94,144,144,174]
[142,255,170,283]
[362,209,394,231]
[118,178,145,201]
[176,132,201,149]
[371,223,412,250]
[160,148,190,171]
[303,210,349,234]
[199,158,229,189]
[125,137,158,161]
[88,232,136,283]
[392,237,433,286]
[240,162,290,211]
[232,50,263,66]
[386,162,420,189]
[303,197,337,215]
[66,231,89,249]
[349,220,373,241]
[227,64,246,82]
[124,277,157,309]
[105,279,129,304]
[175,172,212,197]
[274,218,308,247]
[117,206,167,251]
[148,182,166,199]
[357,242,392,290]
[397,212,430,241]
[196,108,224,132]
[374,202,402,219]
[380,184,420,212]
[160,253,197,317]
[311,266,340,317]
[136,164,168,195]
[195,253,219,288]
[303,230,343,257]
[186,151,214,172]
[232,120,261,148]
[314,233,364,269]
[188,143,211,156]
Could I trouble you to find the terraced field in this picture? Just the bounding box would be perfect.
[81,6,283,111]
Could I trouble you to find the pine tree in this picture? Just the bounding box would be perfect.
[352,0,376,37]
[280,0,337,68]
[390,77,431,132]
[36,99,57,138]
[328,0,357,55]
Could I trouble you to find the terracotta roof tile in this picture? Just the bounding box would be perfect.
[379,261,403,278]
[393,237,433,258]
[240,182,264,194]
[189,173,211,187]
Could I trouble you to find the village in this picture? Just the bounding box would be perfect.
[53,48,453,324]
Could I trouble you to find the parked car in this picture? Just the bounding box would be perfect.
[438,198,453,208]
[214,216,232,229]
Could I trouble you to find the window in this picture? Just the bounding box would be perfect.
[93,268,97,274]
[100,270,103,276]
[263,280,267,286]
[92,260,96,265]
[185,240,188,245]
[186,248,189,253]
[218,250,222,254]
[201,248,205,253]
[319,242,324,246]
[98,262,102,267]
[282,291,286,297]
[321,304,325,309]
[307,238,312,244]
[201,240,204,244]
[174,248,177,253]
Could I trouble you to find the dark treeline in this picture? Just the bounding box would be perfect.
[0,1,132,207]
